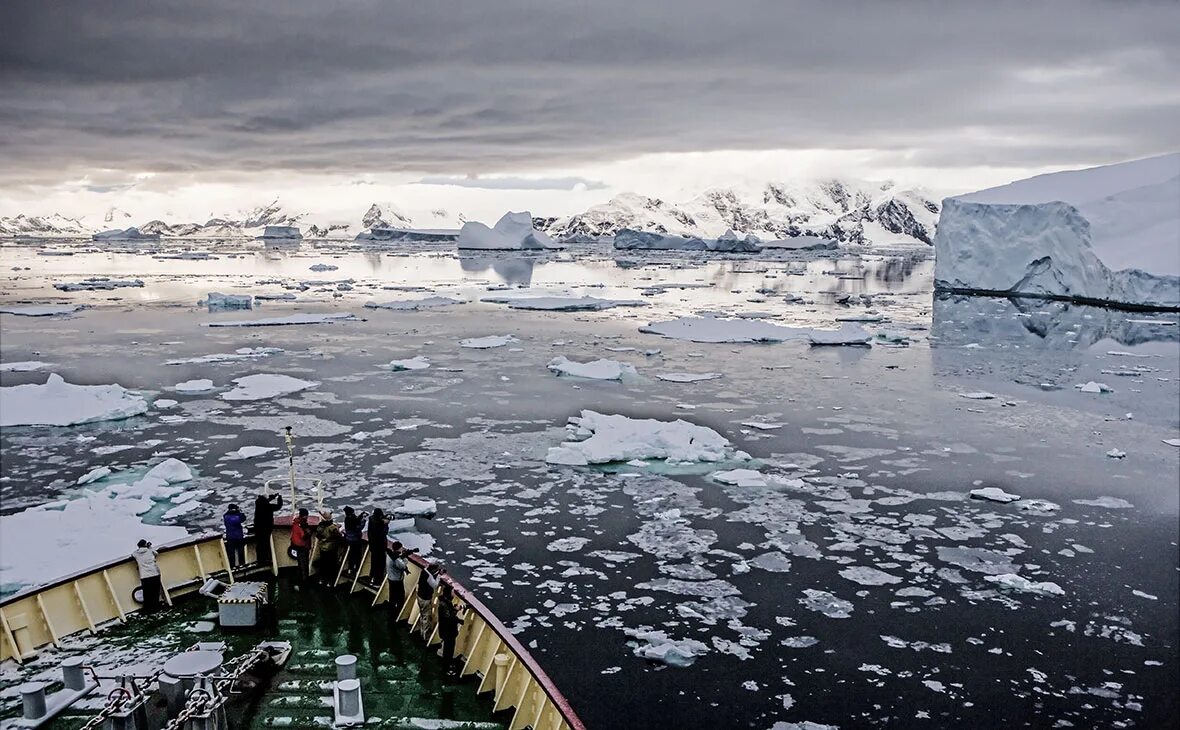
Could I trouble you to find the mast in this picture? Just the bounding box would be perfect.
[284,426,297,513]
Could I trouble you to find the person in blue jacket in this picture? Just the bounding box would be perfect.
[223,503,247,568]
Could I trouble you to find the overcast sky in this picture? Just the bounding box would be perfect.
[1,0,1177,221]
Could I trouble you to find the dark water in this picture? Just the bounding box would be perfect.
[1,246,1177,728]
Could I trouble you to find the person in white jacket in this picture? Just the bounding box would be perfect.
[132,539,162,614]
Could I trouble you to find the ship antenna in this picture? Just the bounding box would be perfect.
[284,426,298,513]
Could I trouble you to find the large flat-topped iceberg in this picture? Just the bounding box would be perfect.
[0,373,148,427]
[457,211,558,250]
[256,225,302,240]
[546,410,745,465]
[935,154,1180,309]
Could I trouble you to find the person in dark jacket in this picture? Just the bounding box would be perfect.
[366,509,390,584]
[253,492,282,569]
[223,504,247,568]
[437,583,463,676]
[290,508,312,584]
[342,506,365,576]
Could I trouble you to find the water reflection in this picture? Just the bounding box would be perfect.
[458,254,536,286]
[930,294,1180,351]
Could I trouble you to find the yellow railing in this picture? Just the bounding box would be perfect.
[0,522,587,730]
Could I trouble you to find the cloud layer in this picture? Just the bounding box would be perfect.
[1,0,1177,188]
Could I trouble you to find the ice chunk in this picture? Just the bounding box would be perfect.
[1075,381,1114,394]
[547,536,591,552]
[934,154,1180,308]
[154,398,178,409]
[77,466,112,485]
[959,391,997,400]
[546,410,742,465]
[257,225,302,240]
[206,313,359,327]
[710,469,768,487]
[226,446,277,460]
[985,573,1065,596]
[0,304,85,317]
[203,292,252,311]
[308,263,338,272]
[807,324,872,346]
[395,498,437,517]
[221,374,318,401]
[970,487,1021,503]
[173,378,215,393]
[740,420,785,430]
[365,296,465,311]
[459,334,518,349]
[389,356,431,371]
[0,374,148,427]
[640,315,810,344]
[164,347,282,366]
[1105,448,1127,459]
[457,211,558,250]
[547,356,637,381]
[625,628,709,667]
[799,589,853,619]
[936,546,1017,575]
[54,278,144,291]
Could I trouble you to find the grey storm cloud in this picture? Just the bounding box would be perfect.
[0,0,1178,186]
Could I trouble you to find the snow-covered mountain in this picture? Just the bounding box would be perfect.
[0,213,90,237]
[539,180,941,246]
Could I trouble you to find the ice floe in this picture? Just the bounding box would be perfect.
[206,313,360,327]
[164,347,282,366]
[547,356,637,381]
[225,446,277,460]
[221,373,318,401]
[203,292,252,310]
[799,589,853,619]
[388,356,431,371]
[839,566,903,586]
[655,372,722,383]
[1072,496,1134,509]
[959,391,997,400]
[807,324,873,346]
[364,296,465,311]
[0,374,148,427]
[54,278,144,292]
[482,294,646,311]
[1075,381,1114,394]
[546,411,744,466]
[624,628,709,667]
[985,573,1065,596]
[173,378,215,393]
[970,486,1021,503]
[459,335,518,349]
[0,303,86,317]
[0,361,51,372]
[639,315,809,344]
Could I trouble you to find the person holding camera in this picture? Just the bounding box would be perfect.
[385,541,413,615]
[437,583,464,677]
[342,506,365,576]
[414,562,444,640]
[132,539,162,614]
[366,508,391,585]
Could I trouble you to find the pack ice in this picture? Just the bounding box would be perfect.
[935,153,1180,308]
[456,211,558,250]
[0,374,148,427]
[545,410,746,465]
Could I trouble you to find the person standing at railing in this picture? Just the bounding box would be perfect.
[223,504,247,568]
[437,583,464,677]
[385,541,413,616]
[253,492,283,569]
[366,509,391,585]
[342,506,365,577]
[414,562,443,639]
[315,510,342,586]
[290,508,313,584]
[132,539,162,614]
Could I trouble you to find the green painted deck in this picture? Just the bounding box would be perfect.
[1,576,504,729]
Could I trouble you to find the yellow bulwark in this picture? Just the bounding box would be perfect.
[0,522,587,730]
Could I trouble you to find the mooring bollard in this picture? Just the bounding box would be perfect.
[21,681,47,720]
[338,678,361,717]
[61,656,87,691]
[335,654,357,681]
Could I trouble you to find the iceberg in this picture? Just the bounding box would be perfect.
[0,373,148,427]
[388,356,431,371]
[934,154,1180,309]
[221,373,318,401]
[547,356,637,381]
[0,304,85,317]
[456,211,558,250]
[807,324,872,346]
[203,292,252,311]
[365,296,465,311]
[256,225,302,240]
[92,227,160,241]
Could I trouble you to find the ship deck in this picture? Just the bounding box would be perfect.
[0,574,504,729]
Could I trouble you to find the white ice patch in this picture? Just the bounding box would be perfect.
[77,466,112,485]
[459,335,519,349]
[958,392,997,400]
[221,374,318,401]
[0,374,148,427]
[1075,381,1114,394]
[394,498,437,517]
[547,536,591,553]
[1072,496,1134,509]
[807,324,872,346]
[839,566,903,586]
[800,589,854,619]
[655,372,723,383]
[206,313,359,327]
[639,315,810,344]
[547,356,637,381]
[388,356,431,371]
[482,294,646,311]
[546,410,743,466]
[225,446,277,460]
[710,469,768,487]
[173,379,215,393]
[164,347,282,366]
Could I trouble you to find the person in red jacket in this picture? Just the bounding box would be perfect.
[290,508,312,584]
